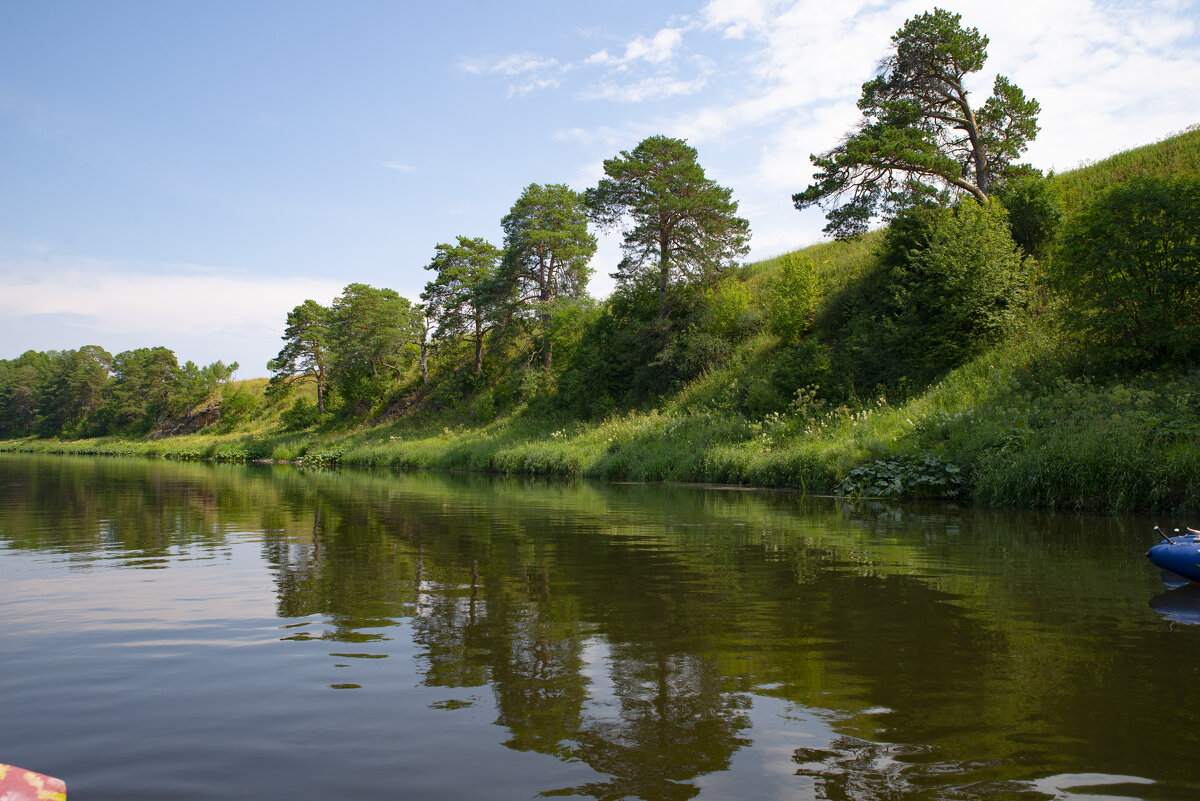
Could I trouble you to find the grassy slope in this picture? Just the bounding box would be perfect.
[5,127,1200,512]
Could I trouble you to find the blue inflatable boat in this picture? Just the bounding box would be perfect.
[1146,526,1200,584]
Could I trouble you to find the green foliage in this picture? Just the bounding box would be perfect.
[765,253,819,342]
[33,346,111,437]
[281,397,320,431]
[500,183,596,370]
[216,385,259,429]
[329,283,420,410]
[474,389,496,422]
[825,200,1028,396]
[0,350,51,435]
[300,447,344,467]
[770,341,833,401]
[995,173,1063,260]
[904,200,1030,364]
[268,299,332,413]
[422,237,503,376]
[794,7,1039,238]
[103,346,181,433]
[838,454,963,499]
[586,135,750,303]
[1051,126,1200,216]
[1053,175,1200,365]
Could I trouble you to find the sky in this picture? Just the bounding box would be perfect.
[2,0,1198,377]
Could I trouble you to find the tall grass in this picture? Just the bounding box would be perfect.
[1051,125,1200,216]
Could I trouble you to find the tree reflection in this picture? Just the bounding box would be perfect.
[6,456,1197,800]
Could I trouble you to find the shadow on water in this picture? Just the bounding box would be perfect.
[2,453,1199,800]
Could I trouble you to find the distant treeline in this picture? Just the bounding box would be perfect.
[0,346,248,438]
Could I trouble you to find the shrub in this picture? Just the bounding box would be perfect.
[902,199,1030,370]
[766,252,819,342]
[474,389,496,422]
[281,397,319,431]
[1053,176,1200,365]
[997,174,1063,260]
[823,200,1029,395]
[218,386,259,428]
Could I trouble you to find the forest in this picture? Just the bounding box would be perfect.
[3,9,1199,512]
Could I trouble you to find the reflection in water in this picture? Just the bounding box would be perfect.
[1150,583,1200,626]
[1,454,1200,800]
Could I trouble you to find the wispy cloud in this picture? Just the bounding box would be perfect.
[582,75,708,103]
[382,161,414,173]
[462,24,709,103]
[459,52,571,97]
[585,27,688,67]
[460,53,562,76]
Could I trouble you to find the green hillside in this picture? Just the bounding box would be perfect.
[4,126,1200,513]
[1051,125,1200,215]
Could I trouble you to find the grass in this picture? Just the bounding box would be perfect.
[6,337,1200,512]
[6,129,1200,512]
[1050,125,1200,216]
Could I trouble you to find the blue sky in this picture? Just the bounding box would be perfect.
[3,0,1198,376]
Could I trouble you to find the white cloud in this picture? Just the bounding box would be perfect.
[583,75,708,103]
[0,249,345,375]
[382,161,414,173]
[460,52,571,97]
[460,53,561,76]
[586,27,688,67]
[506,76,563,97]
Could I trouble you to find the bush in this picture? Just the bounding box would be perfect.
[218,386,259,428]
[281,397,319,431]
[770,340,833,400]
[1054,176,1200,365]
[997,174,1063,260]
[902,199,1030,369]
[474,389,496,422]
[766,253,819,342]
[823,200,1029,395]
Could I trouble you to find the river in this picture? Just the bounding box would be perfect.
[1,453,1198,800]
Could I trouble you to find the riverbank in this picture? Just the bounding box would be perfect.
[5,329,1199,513]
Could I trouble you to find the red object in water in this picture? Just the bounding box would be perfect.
[0,763,66,800]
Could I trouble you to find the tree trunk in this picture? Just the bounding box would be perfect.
[540,292,553,372]
[658,235,671,317]
[962,102,991,198]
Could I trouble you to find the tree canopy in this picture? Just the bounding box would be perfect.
[422,236,503,375]
[500,183,596,369]
[329,283,421,407]
[793,7,1040,239]
[268,299,332,413]
[586,135,750,308]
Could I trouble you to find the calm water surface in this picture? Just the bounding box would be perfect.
[1,453,1199,800]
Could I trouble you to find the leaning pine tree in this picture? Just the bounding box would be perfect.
[793,7,1040,238]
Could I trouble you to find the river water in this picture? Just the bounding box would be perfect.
[1,453,1198,800]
